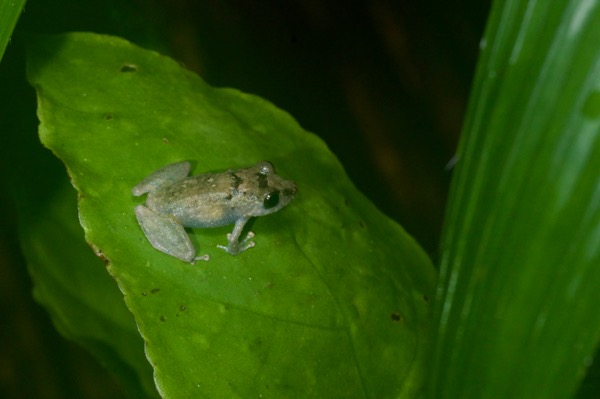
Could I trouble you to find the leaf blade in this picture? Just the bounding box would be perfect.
[28,32,436,398]
[0,0,25,62]
[430,1,600,398]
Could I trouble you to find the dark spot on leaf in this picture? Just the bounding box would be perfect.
[391,312,403,322]
[142,292,147,296]
[104,114,113,121]
[358,220,366,229]
[344,198,350,207]
[423,295,430,303]
[162,137,169,144]
[120,64,137,72]
[160,315,166,322]
[92,247,110,266]
[179,305,186,311]
[150,288,160,294]
[250,337,263,348]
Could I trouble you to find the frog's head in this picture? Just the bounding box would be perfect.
[246,161,297,217]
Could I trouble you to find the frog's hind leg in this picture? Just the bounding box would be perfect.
[134,205,209,263]
[132,161,191,196]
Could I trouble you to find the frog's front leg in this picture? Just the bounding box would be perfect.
[134,205,210,263]
[217,217,255,255]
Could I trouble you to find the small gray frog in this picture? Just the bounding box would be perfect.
[132,161,297,263]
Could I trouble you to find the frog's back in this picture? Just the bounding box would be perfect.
[147,173,242,228]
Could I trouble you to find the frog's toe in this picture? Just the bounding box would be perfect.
[216,244,231,254]
[242,231,255,243]
[192,254,210,263]
[241,241,256,251]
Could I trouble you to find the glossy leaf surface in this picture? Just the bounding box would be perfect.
[430,2,600,398]
[28,32,435,398]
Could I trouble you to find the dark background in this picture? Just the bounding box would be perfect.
[0,0,491,397]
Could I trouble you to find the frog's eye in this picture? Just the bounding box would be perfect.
[263,190,280,209]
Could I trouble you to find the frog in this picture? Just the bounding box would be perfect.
[131,161,297,263]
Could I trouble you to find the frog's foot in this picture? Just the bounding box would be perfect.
[217,231,255,255]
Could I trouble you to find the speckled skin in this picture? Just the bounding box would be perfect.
[132,161,296,263]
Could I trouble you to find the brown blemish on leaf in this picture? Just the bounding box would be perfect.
[391,312,403,322]
[120,63,137,73]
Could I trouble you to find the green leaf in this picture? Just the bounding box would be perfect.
[430,1,600,398]
[18,171,159,398]
[0,0,25,62]
[27,32,436,398]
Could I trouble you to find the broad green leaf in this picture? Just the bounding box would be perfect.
[0,0,25,62]
[430,1,600,398]
[17,167,159,398]
[27,32,436,398]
